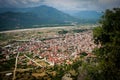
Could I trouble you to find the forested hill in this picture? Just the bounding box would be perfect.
[0,5,102,31]
[67,11,103,24]
[0,5,77,31]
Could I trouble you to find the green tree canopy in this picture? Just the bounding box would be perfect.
[93,8,120,80]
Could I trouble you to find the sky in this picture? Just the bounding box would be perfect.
[0,0,120,11]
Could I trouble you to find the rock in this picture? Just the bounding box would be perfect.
[62,73,73,80]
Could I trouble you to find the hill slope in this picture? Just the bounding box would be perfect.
[67,11,103,24]
[0,5,77,31]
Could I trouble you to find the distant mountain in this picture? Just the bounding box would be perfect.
[0,5,103,31]
[0,7,31,13]
[27,5,77,23]
[0,5,77,31]
[67,11,103,24]
[0,12,42,30]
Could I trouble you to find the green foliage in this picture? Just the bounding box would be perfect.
[93,8,120,80]
[93,26,103,44]
[37,32,43,34]
[80,52,88,56]
[0,58,15,71]
[58,30,68,34]
[72,29,87,33]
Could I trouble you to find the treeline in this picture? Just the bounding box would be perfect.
[87,8,120,80]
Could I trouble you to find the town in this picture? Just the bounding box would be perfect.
[0,26,100,80]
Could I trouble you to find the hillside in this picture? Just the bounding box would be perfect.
[67,11,103,24]
[0,5,103,31]
[0,5,77,31]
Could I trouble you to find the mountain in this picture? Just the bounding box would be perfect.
[0,12,42,30]
[27,5,77,23]
[0,5,77,31]
[67,11,103,24]
[0,7,31,13]
[0,5,103,31]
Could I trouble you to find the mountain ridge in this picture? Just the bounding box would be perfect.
[0,5,78,31]
[0,5,102,31]
[66,10,103,24]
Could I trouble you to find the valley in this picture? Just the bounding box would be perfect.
[0,25,100,80]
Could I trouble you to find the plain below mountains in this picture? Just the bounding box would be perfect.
[0,5,102,31]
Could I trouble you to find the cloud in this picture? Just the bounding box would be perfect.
[42,0,99,11]
[97,0,120,9]
[43,0,120,11]
[0,0,44,8]
[0,0,120,11]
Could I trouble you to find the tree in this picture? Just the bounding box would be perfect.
[93,8,120,80]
